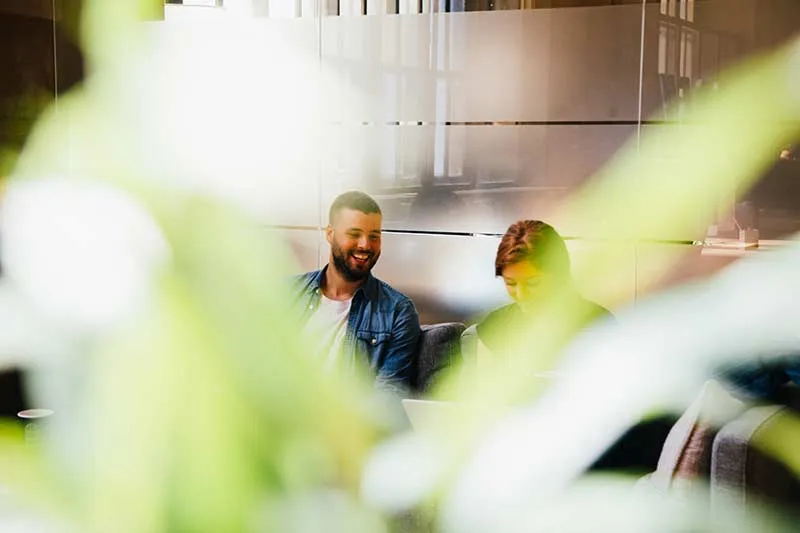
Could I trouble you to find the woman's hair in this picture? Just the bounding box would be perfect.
[494,220,571,278]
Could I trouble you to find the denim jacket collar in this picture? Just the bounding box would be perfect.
[309,264,379,302]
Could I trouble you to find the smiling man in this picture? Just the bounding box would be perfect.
[293,191,420,396]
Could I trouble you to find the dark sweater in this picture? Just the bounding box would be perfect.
[475,296,611,357]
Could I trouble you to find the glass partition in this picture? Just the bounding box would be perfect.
[4,0,799,319]
[319,2,655,314]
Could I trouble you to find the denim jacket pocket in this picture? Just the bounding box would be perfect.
[355,330,391,366]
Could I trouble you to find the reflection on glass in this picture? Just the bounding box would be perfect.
[168,0,799,291]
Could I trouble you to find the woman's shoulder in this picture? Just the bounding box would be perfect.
[475,304,519,340]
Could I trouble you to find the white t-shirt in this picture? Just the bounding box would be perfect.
[303,294,352,372]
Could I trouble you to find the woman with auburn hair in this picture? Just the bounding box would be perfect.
[463,220,610,368]
[461,220,674,473]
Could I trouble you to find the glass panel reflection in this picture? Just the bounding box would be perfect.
[321,7,644,122]
[643,1,800,241]
[369,231,632,324]
[323,123,633,234]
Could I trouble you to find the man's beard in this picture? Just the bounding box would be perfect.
[331,241,379,282]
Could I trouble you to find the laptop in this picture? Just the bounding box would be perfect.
[402,373,560,435]
[401,399,459,435]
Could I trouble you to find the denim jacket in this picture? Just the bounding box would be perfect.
[292,266,420,396]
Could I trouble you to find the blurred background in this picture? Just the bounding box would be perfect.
[185,0,800,323]
[3,0,800,326]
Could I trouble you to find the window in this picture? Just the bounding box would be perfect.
[680,29,698,82]
[662,0,694,23]
[660,23,678,76]
[381,74,399,178]
[433,79,447,177]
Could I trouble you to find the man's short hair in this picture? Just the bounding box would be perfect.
[329,191,382,224]
[494,220,570,278]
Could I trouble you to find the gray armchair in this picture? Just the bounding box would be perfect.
[636,382,800,523]
[711,399,800,520]
[635,379,745,497]
[411,322,465,394]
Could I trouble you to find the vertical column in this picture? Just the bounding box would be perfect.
[398,0,416,15]
[339,0,362,16]
[301,0,317,18]
[366,0,384,15]
[251,0,271,16]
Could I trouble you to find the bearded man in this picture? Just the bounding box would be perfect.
[292,191,420,396]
